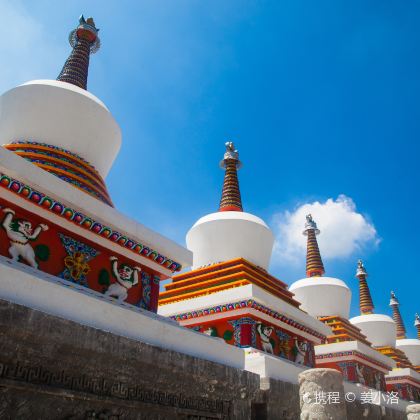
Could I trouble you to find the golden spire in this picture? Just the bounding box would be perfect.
[414,313,420,340]
[356,260,374,315]
[303,214,325,277]
[389,291,407,340]
[219,142,243,212]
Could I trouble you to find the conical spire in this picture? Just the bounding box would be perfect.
[389,291,407,340]
[356,260,374,315]
[415,313,420,340]
[57,15,101,90]
[219,142,243,212]
[303,214,325,277]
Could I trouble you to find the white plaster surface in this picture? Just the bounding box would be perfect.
[289,277,351,319]
[0,80,121,176]
[350,314,396,348]
[315,340,396,370]
[186,211,274,270]
[158,283,331,338]
[0,148,192,271]
[0,256,244,370]
[244,349,307,384]
[396,339,420,366]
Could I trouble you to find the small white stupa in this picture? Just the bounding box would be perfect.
[390,294,420,369]
[186,142,274,270]
[289,215,351,319]
[350,265,396,348]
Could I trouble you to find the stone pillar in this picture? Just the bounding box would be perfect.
[407,404,420,420]
[298,368,347,420]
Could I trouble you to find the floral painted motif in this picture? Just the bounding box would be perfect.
[59,233,99,286]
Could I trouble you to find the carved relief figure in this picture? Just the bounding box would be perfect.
[293,337,307,364]
[203,327,218,337]
[1,208,48,268]
[257,323,274,354]
[105,256,140,302]
[355,363,366,385]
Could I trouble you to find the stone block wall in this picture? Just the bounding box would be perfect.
[0,299,409,419]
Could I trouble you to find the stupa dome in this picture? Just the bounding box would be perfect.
[396,339,420,366]
[350,313,396,347]
[289,276,351,318]
[187,211,274,270]
[394,313,420,366]
[0,80,121,177]
[186,142,274,270]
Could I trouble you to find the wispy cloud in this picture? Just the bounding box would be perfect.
[272,195,379,266]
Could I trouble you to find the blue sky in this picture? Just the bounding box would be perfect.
[1,1,419,337]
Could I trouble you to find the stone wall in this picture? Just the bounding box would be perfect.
[0,299,408,419]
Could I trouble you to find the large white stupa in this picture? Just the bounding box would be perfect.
[289,215,351,318]
[0,16,120,206]
[186,142,274,270]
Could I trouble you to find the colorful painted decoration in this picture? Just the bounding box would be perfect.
[98,268,110,293]
[104,256,140,303]
[171,299,326,340]
[0,172,182,272]
[137,272,151,310]
[0,181,162,314]
[59,233,100,286]
[223,330,233,341]
[256,323,274,354]
[276,330,291,359]
[333,360,387,392]
[229,317,257,348]
[4,141,112,205]
[1,207,49,268]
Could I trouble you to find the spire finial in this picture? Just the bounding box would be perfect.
[303,214,320,234]
[415,313,420,340]
[389,291,406,340]
[218,141,243,212]
[356,259,374,315]
[57,15,101,90]
[303,214,325,277]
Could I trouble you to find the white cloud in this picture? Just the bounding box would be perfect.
[272,195,379,265]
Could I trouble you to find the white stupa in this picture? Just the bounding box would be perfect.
[186,142,274,270]
[349,263,397,348]
[289,215,351,319]
[390,294,420,368]
[0,16,120,206]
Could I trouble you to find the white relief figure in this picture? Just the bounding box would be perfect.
[105,256,140,302]
[355,363,366,385]
[203,327,217,337]
[1,208,48,268]
[257,323,274,354]
[294,338,307,364]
